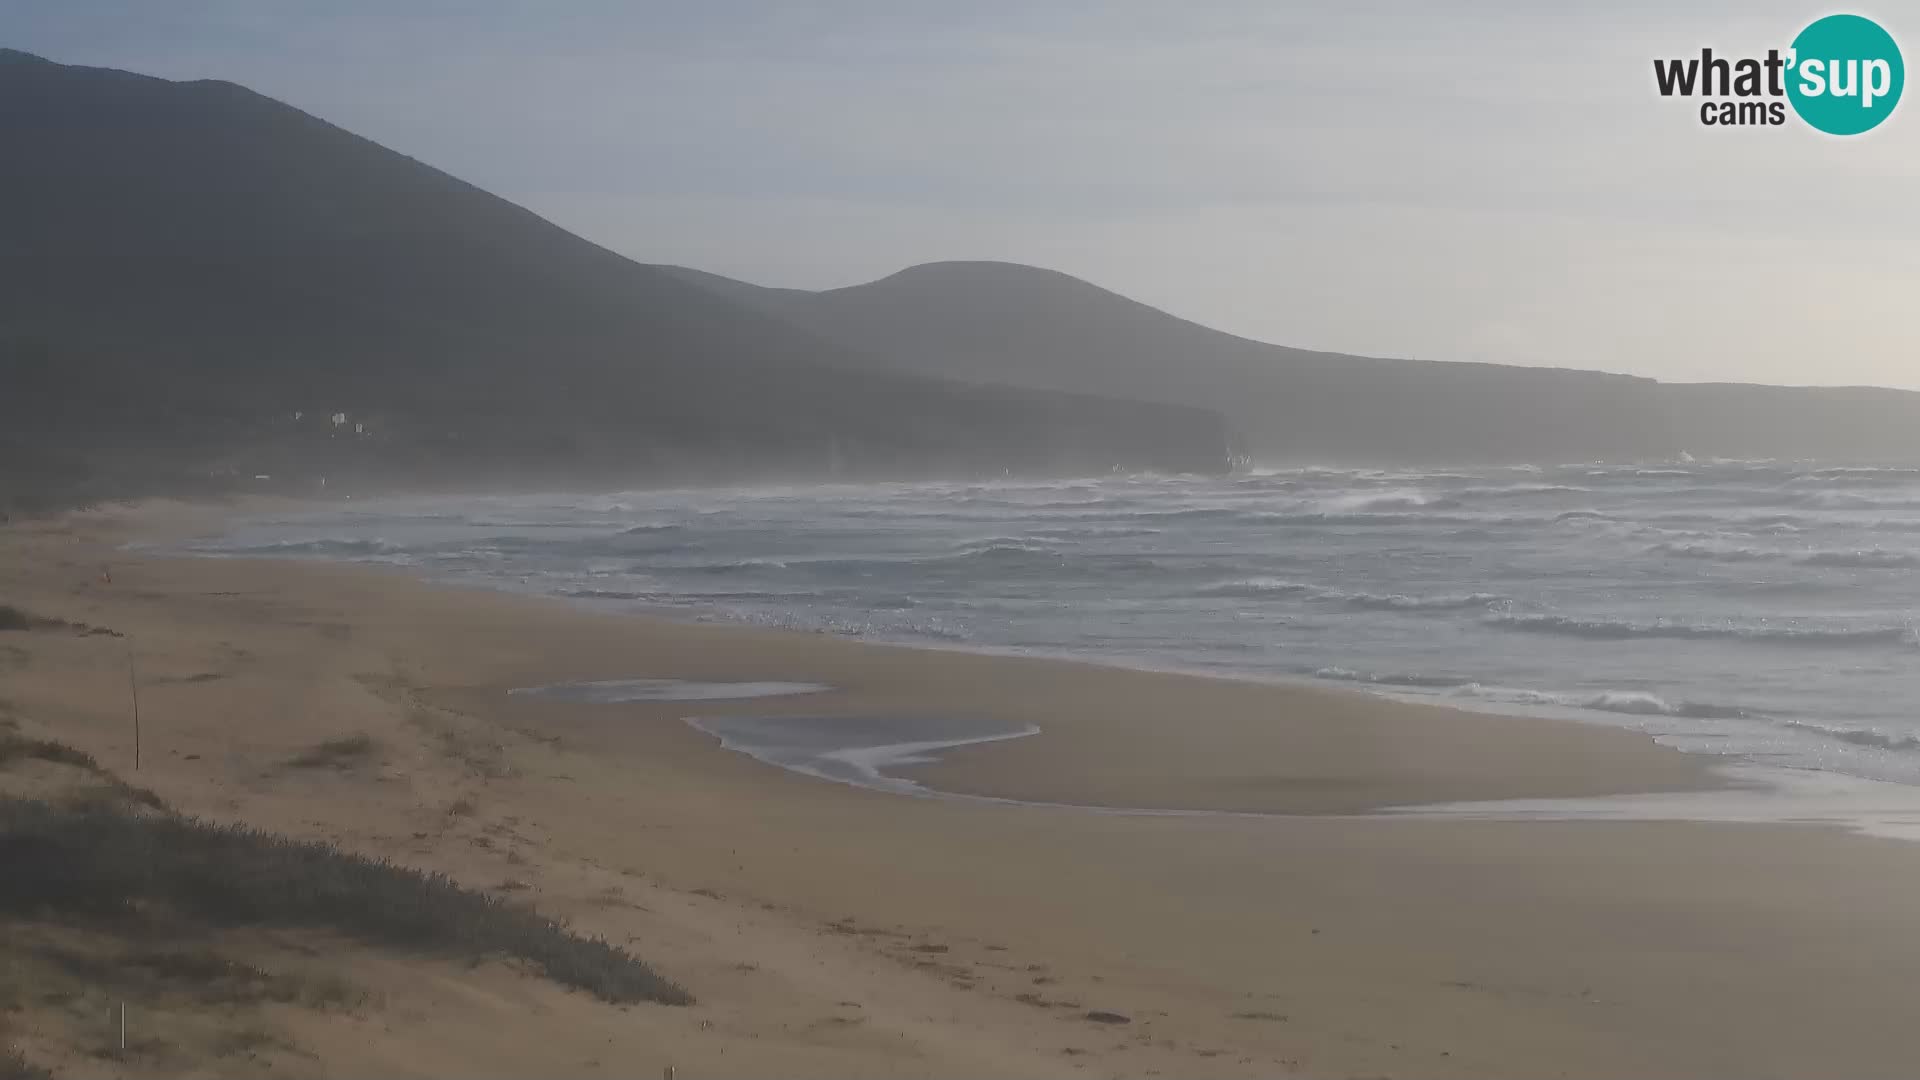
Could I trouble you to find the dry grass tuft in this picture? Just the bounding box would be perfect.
[0,796,688,1005]
[286,734,377,770]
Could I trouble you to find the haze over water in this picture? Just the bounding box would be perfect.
[187,461,1920,787]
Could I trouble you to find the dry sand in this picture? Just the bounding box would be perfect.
[6,499,1920,1078]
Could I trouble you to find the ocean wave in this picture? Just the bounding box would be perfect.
[1723,515,1806,534]
[1795,491,1920,511]
[1485,611,1912,648]
[722,608,971,642]
[1242,511,1442,526]
[457,519,600,530]
[1206,580,1501,611]
[1863,518,1920,533]
[689,557,790,573]
[1114,506,1241,522]
[1779,720,1920,752]
[1450,684,1752,719]
[1646,541,1782,562]
[953,537,1060,556]
[1314,669,1752,719]
[1312,667,1474,689]
[1027,526,1164,539]
[1453,483,1588,499]
[1017,496,1136,511]
[1798,466,1920,486]
[1812,465,1920,475]
[1340,590,1505,611]
[1199,577,1316,598]
[1317,490,1459,512]
[606,538,704,557]
[939,541,1073,565]
[222,537,407,557]
[1797,549,1920,569]
[1639,512,1811,535]
[1240,507,1554,527]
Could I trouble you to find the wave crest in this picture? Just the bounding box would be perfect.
[1781,720,1920,752]
[1452,684,1752,719]
[1485,611,1912,648]
[1646,541,1779,562]
[1206,580,1502,611]
[1798,549,1920,569]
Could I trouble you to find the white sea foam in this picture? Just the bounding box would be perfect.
[1484,610,1912,648]
[1646,540,1780,562]
[1798,549,1920,569]
[1445,684,1751,719]
[1394,766,1920,844]
[685,714,1039,797]
[1205,580,1502,610]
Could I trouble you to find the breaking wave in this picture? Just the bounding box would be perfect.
[1648,543,1920,568]
[219,537,406,558]
[1780,720,1920,752]
[562,588,653,601]
[1646,541,1780,562]
[1798,549,1920,569]
[1312,667,1474,689]
[1340,590,1505,611]
[1198,577,1315,598]
[1451,684,1753,719]
[1485,611,1912,648]
[1205,580,1502,611]
[1314,669,1752,719]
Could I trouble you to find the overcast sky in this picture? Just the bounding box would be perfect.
[8,1,1916,388]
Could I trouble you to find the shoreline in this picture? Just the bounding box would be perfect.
[154,499,1728,814]
[14,498,1920,1077]
[166,487,1913,799]
[124,499,1920,834]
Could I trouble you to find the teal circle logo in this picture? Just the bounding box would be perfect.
[1787,14,1904,134]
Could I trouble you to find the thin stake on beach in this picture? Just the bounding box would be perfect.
[127,639,141,770]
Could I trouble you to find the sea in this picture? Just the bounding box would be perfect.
[177,460,1920,798]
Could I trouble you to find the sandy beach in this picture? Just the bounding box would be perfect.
[8,500,1920,1078]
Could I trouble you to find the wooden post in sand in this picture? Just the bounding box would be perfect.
[126,640,141,771]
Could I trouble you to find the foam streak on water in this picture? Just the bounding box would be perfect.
[177,461,1920,787]
[685,715,1040,796]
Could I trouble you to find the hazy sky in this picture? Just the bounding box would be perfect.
[8,2,1917,387]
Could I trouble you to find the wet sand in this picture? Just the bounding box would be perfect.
[7,500,1920,1078]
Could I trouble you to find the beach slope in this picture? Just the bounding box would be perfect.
[4,502,1920,1078]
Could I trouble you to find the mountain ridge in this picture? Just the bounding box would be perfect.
[0,50,1230,511]
[664,259,1920,463]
